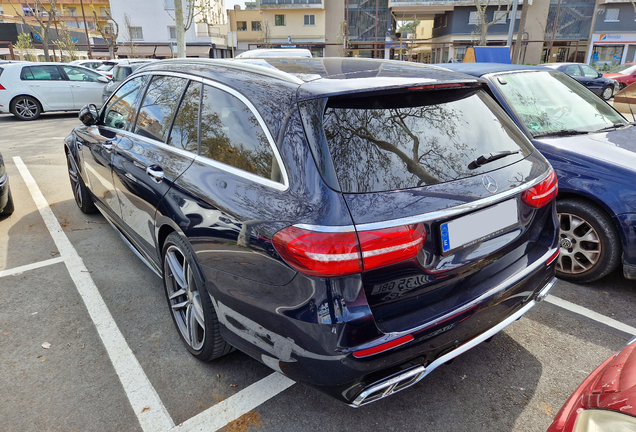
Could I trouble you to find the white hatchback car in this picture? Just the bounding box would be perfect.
[0,62,110,120]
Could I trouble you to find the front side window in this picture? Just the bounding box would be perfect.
[581,65,599,78]
[493,71,626,137]
[237,21,247,31]
[199,84,280,182]
[274,14,285,26]
[135,75,188,143]
[301,88,532,193]
[62,66,102,82]
[251,21,262,31]
[21,65,64,81]
[168,81,201,153]
[304,14,315,26]
[103,76,148,130]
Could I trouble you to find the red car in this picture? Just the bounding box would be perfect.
[604,63,636,90]
[547,337,636,432]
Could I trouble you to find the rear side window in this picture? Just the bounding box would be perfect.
[21,65,64,81]
[301,88,532,193]
[103,75,148,130]
[199,84,281,183]
[135,75,188,143]
[168,81,201,153]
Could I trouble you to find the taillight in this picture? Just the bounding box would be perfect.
[272,224,426,278]
[522,170,558,208]
[0,84,5,90]
[352,334,414,358]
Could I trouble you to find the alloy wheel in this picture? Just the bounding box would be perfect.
[164,244,205,351]
[67,156,83,208]
[14,98,39,119]
[557,212,602,275]
[602,86,613,100]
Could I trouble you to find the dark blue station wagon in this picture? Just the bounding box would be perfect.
[65,58,559,406]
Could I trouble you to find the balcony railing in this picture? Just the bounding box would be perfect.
[260,0,322,4]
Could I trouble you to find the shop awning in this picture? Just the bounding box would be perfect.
[154,46,173,57]
[116,45,157,57]
[186,45,211,57]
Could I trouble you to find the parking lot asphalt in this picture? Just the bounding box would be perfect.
[0,112,635,432]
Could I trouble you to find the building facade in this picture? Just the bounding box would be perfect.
[586,1,636,66]
[108,0,230,58]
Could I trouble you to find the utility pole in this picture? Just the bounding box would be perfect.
[506,0,519,48]
[512,0,529,64]
[79,0,93,58]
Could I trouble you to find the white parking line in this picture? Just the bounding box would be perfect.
[13,156,295,432]
[0,256,64,278]
[545,295,636,336]
[14,156,174,432]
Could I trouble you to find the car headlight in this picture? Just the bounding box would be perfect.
[573,409,636,432]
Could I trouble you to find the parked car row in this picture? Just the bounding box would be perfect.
[544,62,619,100]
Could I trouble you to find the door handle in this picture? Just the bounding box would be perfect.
[146,165,164,183]
[102,141,113,152]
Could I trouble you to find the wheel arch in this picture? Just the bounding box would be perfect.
[556,191,625,255]
[10,94,44,112]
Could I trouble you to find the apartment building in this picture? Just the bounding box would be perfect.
[108,0,230,58]
[0,0,112,32]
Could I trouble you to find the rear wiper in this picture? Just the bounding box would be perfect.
[532,129,590,138]
[468,150,520,170]
[594,123,629,133]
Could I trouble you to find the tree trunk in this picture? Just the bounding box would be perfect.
[174,0,186,58]
[512,0,529,64]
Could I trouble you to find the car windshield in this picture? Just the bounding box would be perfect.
[492,70,626,137]
[608,64,636,74]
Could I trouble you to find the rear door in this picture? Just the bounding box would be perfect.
[20,65,72,110]
[111,74,198,262]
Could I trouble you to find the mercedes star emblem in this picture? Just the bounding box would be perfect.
[482,175,498,194]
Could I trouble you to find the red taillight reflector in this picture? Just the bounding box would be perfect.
[546,249,559,265]
[408,83,465,91]
[272,226,362,277]
[358,224,426,271]
[272,223,426,278]
[352,334,414,358]
[0,84,5,90]
[522,170,558,208]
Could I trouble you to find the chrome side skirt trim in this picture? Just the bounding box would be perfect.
[95,206,162,278]
[350,292,544,407]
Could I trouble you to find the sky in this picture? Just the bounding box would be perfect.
[225,0,247,9]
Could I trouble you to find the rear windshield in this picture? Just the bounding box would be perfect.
[300,88,533,193]
[112,66,132,81]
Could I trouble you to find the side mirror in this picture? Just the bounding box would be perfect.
[598,72,603,78]
[97,75,110,83]
[79,104,99,126]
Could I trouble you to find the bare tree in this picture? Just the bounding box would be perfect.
[92,6,119,59]
[8,0,58,62]
[259,19,272,49]
[166,0,225,58]
[335,21,348,57]
[472,0,510,46]
[121,13,137,57]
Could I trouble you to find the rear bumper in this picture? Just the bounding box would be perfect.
[208,247,558,404]
[351,277,555,407]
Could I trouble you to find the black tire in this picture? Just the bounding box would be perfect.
[601,85,614,101]
[162,232,232,361]
[66,152,97,214]
[556,199,620,283]
[1,189,14,216]
[10,96,42,121]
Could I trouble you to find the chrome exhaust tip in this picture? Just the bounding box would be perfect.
[349,366,426,408]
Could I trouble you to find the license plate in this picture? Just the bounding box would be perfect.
[440,199,518,253]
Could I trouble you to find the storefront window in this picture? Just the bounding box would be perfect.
[591,45,624,68]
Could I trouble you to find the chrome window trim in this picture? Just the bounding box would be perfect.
[109,71,290,191]
[296,169,551,233]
